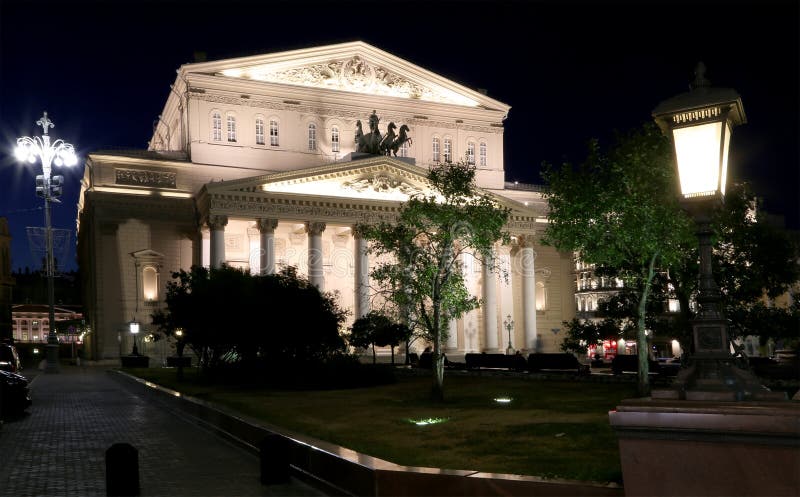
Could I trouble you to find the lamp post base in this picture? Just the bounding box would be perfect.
[45,342,60,374]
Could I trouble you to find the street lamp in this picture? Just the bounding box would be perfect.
[503,314,514,355]
[15,112,78,374]
[652,63,782,401]
[129,318,140,356]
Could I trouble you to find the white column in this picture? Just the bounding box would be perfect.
[520,235,538,351]
[482,250,499,352]
[353,228,370,318]
[209,215,228,269]
[258,218,278,275]
[305,221,326,289]
[446,319,458,351]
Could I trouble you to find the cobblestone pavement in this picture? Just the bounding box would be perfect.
[0,365,325,497]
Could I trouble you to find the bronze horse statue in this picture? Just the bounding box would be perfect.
[387,124,412,157]
[354,112,411,156]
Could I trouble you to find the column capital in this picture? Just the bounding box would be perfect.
[351,224,370,239]
[514,234,535,248]
[305,221,326,236]
[208,215,228,230]
[257,218,279,233]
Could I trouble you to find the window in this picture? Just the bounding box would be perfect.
[269,120,279,146]
[331,126,340,153]
[432,137,441,162]
[536,281,547,311]
[255,117,265,145]
[467,141,475,165]
[226,115,236,142]
[479,141,487,166]
[443,138,452,163]
[308,123,317,151]
[211,111,222,141]
[143,266,158,301]
[399,140,409,157]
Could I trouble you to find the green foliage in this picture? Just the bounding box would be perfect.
[559,318,625,355]
[349,311,411,364]
[542,123,694,395]
[152,265,348,374]
[359,160,510,400]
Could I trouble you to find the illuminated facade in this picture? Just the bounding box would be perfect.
[77,42,576,364]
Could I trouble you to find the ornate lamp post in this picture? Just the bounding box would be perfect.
[503,314,514,355]
[129,318,140,356]
[652,63,782,401]
[15,112,78,374]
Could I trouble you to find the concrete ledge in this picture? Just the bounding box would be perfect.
[112,370,623,496]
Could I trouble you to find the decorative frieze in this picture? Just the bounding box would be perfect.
[115,168,176,188]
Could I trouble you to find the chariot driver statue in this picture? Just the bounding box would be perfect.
[355,110,412,157]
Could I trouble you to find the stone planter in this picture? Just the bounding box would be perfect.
[166,356,191,367]
[120,355,150,368]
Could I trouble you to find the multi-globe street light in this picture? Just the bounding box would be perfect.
[15,112,78,374]
[503,314,514,355]
[652,63,783,401]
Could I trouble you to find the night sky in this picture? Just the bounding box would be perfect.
[1,0,797,272]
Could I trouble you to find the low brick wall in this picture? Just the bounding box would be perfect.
[112,370,623,497]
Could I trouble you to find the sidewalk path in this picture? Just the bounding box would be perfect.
[0,366,325,496]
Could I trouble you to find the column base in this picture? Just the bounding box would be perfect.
[44,342,60,374]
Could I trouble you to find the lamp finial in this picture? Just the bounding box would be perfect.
[690,62,711,90]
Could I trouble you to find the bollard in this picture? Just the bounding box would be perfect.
[106,442,140,496]
[260,433,290,485]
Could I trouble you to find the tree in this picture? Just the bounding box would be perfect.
[542,123,694,396]
[360,160,510,401]
[349,311,412,364]
[152,265,348,374]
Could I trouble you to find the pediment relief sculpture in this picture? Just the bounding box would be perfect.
[342,173,423,197]
[224,56,477,106]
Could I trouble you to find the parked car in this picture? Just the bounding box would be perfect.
[0,370,32,416]
[0,343,22,373]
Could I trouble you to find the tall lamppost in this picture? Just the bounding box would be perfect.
[15,112,78,374]
[129,318,140,356]
[503,314,514,355]
[652,63,783,401]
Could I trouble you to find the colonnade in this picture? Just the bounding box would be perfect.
[203,215,538,352]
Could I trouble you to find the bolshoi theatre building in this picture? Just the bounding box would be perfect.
[76,42,576,364]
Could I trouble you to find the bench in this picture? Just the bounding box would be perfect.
[465,353,527,371]
[611,354,661,375]
[527,353,589,375]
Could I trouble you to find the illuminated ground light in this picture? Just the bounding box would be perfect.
[407,417,448,426]
[493,397,513,404]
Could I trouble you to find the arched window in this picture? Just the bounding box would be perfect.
[443,138,452,163]
[479,141,487,166]
[331,126,340,153]
[467,141,476,165]
[143,266,158,301]
[308,123,317,151]
[269,119,279,146]
[432,137,441,162]
[211,111,222,141]
[536,281,547,311]
[255,117,265,145]
[226,115,237,142]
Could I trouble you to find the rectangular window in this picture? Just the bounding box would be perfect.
[331,126,340,153]
[432,138,440,162]
[255,119,265,145]
[308,124,316,150]
[467,142,475,165]
[444,138,452,163]
[212,112,222,141]
[270,120,279,146]
[399,141,409,157]
[226,116,236,142]
[480,142,487,166]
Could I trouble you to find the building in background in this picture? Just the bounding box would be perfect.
[77,42,576,365]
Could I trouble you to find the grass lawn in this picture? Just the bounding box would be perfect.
[124,368,636,483]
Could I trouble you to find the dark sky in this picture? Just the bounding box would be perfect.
[1,0,797,272]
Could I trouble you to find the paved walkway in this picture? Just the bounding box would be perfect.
[0,365,325,496]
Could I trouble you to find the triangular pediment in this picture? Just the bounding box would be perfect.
[182,42,509,110]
